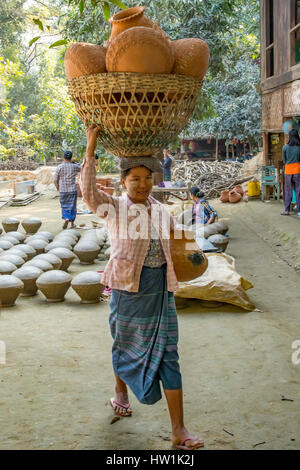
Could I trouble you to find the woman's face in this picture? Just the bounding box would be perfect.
[121,166,153,204]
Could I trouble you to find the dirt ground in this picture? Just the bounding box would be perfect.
[0,195,299,450]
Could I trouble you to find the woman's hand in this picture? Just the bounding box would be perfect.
[86,124,101,157]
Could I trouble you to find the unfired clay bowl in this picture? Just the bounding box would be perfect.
[45,241,73,251]
[48,248,75,271]
[36,270,72,302]
[73,242,100,265]
[54,236,76,247]
[2,218,20,232]
[16,244,36,260]
[13,266,43,296]
[208,234,229,252]
[37,231,54,242]
[1,235,19,246]
[7,248,28,261]
[24,258,53,272]
[34,253,62,270]
[21,217,42,234]
[26,238,48,254]
[0,261,17,275]
[71,271,105,303]
[0,274,24,307]
[7,231,26,243]
[0,240,13,251]
[0,254,25,268]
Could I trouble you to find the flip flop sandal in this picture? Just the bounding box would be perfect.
[110,398,132,417]
[174,436,205,450]
[62,220,69,229]
[280,211,289,216]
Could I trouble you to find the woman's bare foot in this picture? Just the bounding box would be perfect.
[110,389,132,417]
[172,427,204,450]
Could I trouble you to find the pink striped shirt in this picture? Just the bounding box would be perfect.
[80,157,179,293]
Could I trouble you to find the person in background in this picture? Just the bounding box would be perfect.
[163,149,173,182]
[54,150,81,229]
[190,187,217,225]
[281,129,300,219]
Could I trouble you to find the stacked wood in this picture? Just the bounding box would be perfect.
[0,159,38,171]
[172,160,254,198]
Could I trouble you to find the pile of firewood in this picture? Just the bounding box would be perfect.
[0,159,39,171]
[172,160,255,198]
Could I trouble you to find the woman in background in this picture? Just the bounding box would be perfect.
[281,129,300,219]
[190,187,217,225]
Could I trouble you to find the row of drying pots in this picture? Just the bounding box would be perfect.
[1,217,42,234]
[0,270,105,307]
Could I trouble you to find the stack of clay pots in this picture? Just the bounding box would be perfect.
[220,185,248,204]
[64,6,209,80]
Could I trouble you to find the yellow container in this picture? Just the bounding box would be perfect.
[248,181,261,197]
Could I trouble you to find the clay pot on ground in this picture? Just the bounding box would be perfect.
[13,266,43,296]
[0,240,13,250]
[0,254,25,269]
[64,229,80,240]
[24,258,53,272]
[71,271,105,304]
[7,231,26,243]
[233,185,244,196]
[2,218,20,232]
[45,241,73,252]
[208,234,229,252]
[36,270,72,302]
[38,231,54,242]
[0,261,18,275]
[169,229,208,282]
[34,254,62,270]
[228,190,242,203]
[54,235,77,247]
[1,235,19,245]
[27,233,50,243]
[48,248,75,272]
[212,221,229,236]
[21,218,42,234]
[7,248,28,261]
[26,238,48,255]
[106,26,174,74]
[220,190,230,203]
[64,43,107,80]
[171,38,210,78]
[16,244,36,260]
[73,241,100,265]
[108,6,164,41]
[0,275,24,307]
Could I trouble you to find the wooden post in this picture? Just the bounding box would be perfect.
[226,142,229,159]
[215,137,219,160]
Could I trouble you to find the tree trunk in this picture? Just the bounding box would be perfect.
[215,137,219,160]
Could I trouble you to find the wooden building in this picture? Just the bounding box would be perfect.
[261,0,300,167]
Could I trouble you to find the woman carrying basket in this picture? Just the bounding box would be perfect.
[80,125,204,451]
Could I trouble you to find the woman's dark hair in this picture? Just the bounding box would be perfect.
[190,186,204,198]
[120,165,153,179]
[288,129,300,146]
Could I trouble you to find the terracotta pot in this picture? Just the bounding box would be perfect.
[24,258,53,272]
[229,190,242,203]
[2,218,20,232]
[7,231,26,243]
[108,6,164,41]
[220,189,230,203]
[45,241,73,251]
[48,247,75,272]
[34,253,62,270]
[26,238,48,254]
[1,235,19,245]
[106,26,174,74]
[21,218,42,234]
[169,229,208,282]
[0,261,17,275]
[74,241,100,265]
[0,240,13,250]
[171,38,210,79]
[0,254,25,268]
[16,244,36,260]
[36,270,71,302]
[208,234,229,252]
[7,248,28,261]
[64,42,107,80]
[234,185,244,195]
[13,266,43,296]
[71,271,104,303]
[0,275,24,307]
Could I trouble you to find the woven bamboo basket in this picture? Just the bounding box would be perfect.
[67,73,203,157]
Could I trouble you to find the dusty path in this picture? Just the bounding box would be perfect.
[0,196,299,450]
